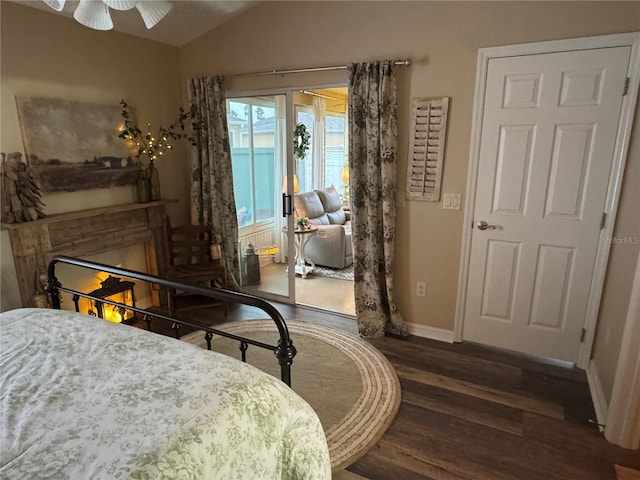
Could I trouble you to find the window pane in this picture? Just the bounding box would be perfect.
[252,105,275,221]
[296,109,313,193]
[231,145,253,226]
[254,148,275,221]
[227,99,276,228]
[325,114,347,190]
[228,101,252,226]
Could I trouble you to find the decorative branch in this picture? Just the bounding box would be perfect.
[118,100,198,165]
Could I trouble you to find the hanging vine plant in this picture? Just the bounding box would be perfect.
[293,123,311,160]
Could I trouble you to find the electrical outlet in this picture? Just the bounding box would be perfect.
[416,282,427,297]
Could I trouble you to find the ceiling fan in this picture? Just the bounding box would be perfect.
[42,0,173,31]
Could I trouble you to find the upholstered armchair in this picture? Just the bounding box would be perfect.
[293,186,353,269]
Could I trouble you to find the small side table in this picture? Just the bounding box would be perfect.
[282,225,318,278]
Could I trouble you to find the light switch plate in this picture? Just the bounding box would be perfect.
[443,193,462,210]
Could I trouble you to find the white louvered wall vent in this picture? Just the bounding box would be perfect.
[406,97,449,202]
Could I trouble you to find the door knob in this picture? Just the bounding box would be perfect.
[476,220,497,230]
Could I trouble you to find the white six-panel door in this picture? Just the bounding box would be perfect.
[463,47,631,362]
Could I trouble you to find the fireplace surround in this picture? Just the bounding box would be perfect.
[1,201,172,308]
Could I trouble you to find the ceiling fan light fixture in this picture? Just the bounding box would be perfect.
[102,0,138,11]
[73,0,114,31]
[42,0,65,12]
[135,1,173,29]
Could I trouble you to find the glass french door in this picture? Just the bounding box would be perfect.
[226,93,296,302]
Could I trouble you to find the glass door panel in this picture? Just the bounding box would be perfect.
[227,94,295,302]
[294,107,314,192]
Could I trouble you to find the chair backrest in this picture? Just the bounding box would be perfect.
[168,222,213,268]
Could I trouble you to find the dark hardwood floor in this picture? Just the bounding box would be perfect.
[351,334,640,480]
[135,301,640,480]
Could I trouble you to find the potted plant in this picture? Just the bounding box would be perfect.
[294,216,309,230]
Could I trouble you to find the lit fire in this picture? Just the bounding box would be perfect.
[86,270,130,323]
[103,305,124,323]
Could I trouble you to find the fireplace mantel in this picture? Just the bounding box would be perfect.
[2,201,173,307]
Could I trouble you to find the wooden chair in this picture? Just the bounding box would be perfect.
[166,220,227,316]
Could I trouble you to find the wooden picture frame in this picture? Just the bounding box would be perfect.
[15,96,139,193]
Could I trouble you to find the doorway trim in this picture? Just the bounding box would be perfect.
[454,32,640,369]
[605,252,640,449]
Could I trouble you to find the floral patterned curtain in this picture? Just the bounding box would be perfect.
[349,61,408,337]
[188,76,240,289]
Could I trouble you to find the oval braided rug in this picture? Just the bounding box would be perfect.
[181,320,401,472]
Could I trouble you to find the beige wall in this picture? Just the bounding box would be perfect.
[179,1,640,333]
[0,2,189,310]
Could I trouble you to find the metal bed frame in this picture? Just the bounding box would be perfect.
[45,256,297,386]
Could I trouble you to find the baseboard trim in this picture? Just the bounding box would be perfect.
[406,322,454,343]
[587,360,609,431]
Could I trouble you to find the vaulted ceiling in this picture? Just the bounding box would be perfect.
[9,0,256,47]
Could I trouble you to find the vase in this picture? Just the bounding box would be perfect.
[148,163,161,201]
[136,168,151,203]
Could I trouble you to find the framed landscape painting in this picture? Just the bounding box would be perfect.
[15,96,140,192]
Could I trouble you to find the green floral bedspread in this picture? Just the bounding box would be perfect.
[0,308,330,480]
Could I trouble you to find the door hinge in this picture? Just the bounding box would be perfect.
[580,328,586,343]
[623,77,630,96]
[600,212,607,230]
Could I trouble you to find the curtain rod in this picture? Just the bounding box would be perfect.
[302,90,344,101]
[228,59,411,78]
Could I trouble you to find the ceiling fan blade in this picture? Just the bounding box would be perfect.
[102,0,138,11]
[42,0,65,12]
[136,1,173,29]
[73,0,114,30]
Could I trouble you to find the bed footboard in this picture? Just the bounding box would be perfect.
[45,256,296,386]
